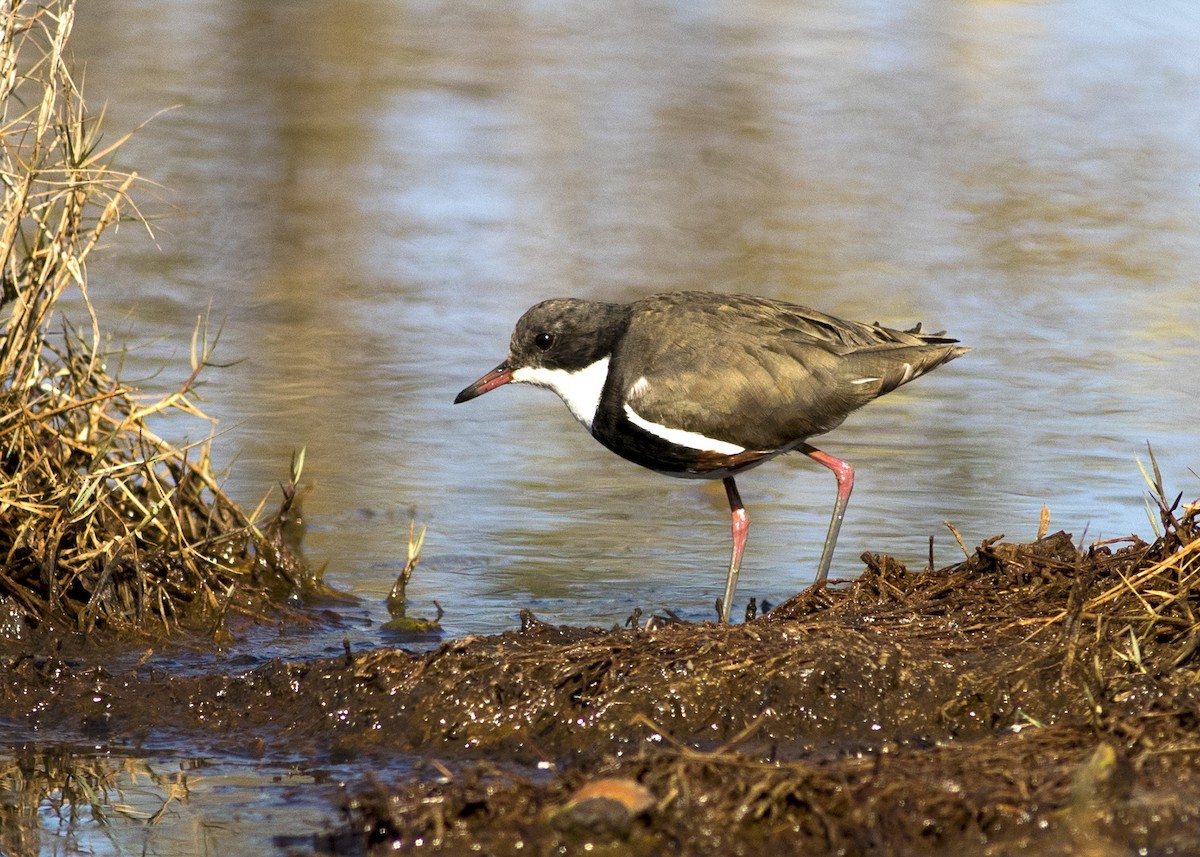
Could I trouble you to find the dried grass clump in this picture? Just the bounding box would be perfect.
[0,1,308,637]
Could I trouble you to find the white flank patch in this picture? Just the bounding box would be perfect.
[511,357,610,430]
[851,377,879,385]
[622,403,746,455]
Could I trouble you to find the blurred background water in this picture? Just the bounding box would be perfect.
[63,0,1200,642]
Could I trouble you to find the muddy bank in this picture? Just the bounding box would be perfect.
[4,518,1200,854]
[0,533,1110,760]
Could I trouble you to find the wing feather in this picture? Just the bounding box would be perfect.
[611,292,965,450]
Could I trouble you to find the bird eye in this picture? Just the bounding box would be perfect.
[534,332,555,351]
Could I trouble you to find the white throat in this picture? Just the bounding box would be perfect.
[510,356,611,430]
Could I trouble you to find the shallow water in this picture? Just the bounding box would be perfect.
[0,747,356,856]
[61,1,1200,643]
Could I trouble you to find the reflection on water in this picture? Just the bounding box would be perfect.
[0,747,339,856]
[60,2,1200,639]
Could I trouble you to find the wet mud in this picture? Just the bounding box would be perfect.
[4,523,1200,855]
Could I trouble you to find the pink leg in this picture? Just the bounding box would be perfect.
[801,444,854,588]
[720,476,749,623]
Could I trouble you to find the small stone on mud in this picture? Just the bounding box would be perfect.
[552,777,654,838]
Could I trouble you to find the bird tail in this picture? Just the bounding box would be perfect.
[844,342,970,398]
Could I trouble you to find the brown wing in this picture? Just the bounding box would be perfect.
[616,292,967,450]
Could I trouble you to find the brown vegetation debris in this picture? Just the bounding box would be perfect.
[0,501,1198,853]
[327,500,1200,855]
